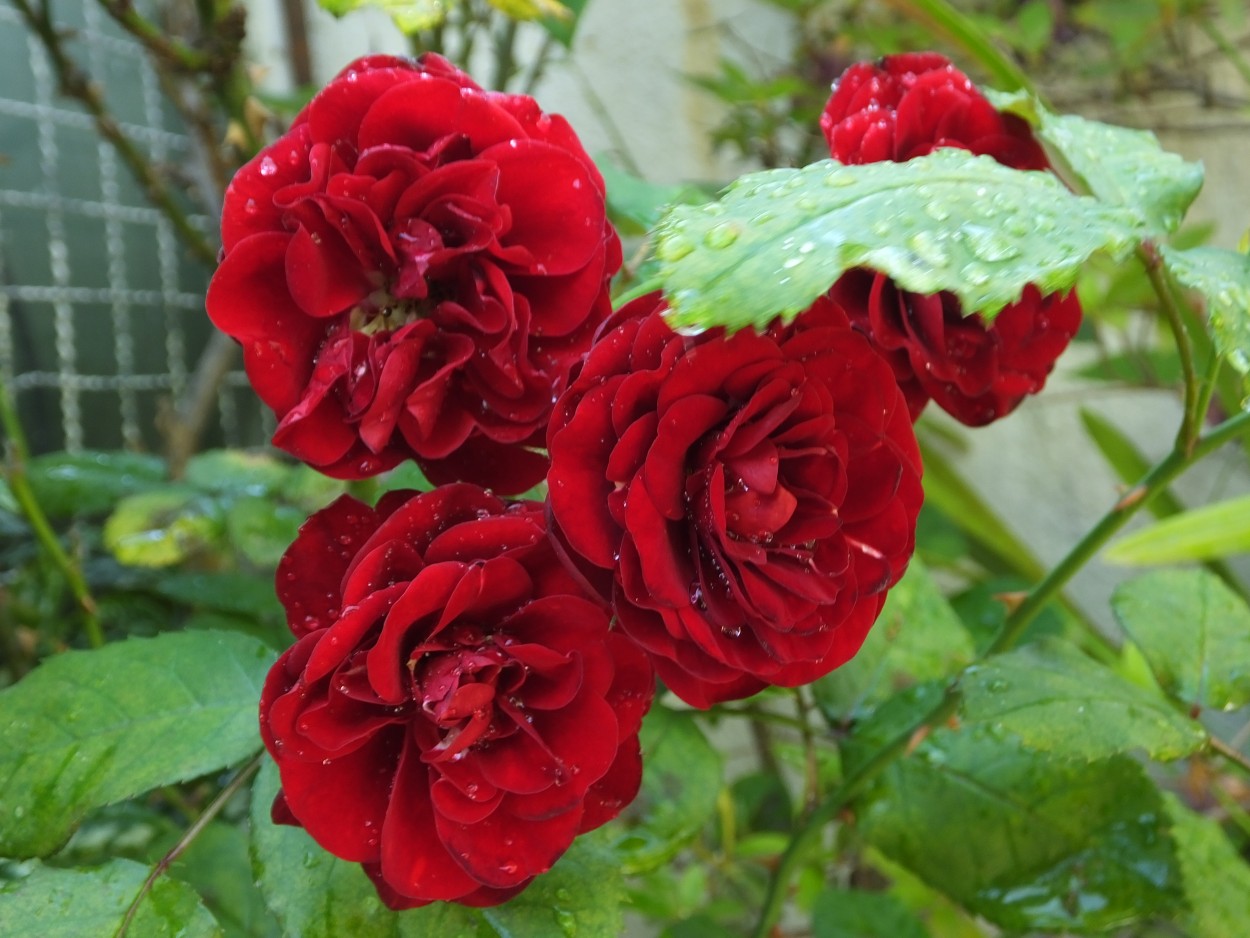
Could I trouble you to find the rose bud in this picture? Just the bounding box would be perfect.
[546,294,922,708]
[820,52,1082,426]
[261,484,653,907]
[208,54,621,492]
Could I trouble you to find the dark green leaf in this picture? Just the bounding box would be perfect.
[0,631,274,856]
[1164,793,1250,938]
[959,639,1205,760]
[1112,569,1250,711]
[26,451,167,518]
[609,706,723,874]
[654,150,1141,332]
[0,859,221,937]
[861,729,1183,933]
[813,559,974,720]
[1161,244,1250,374]
[151,572,283,621]
[990,91,1203,236]
[1104,493,1250,565]
[538,0,588,46]
[811,889,930,938]
[103,488,225,567]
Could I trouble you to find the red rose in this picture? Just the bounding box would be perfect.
[820,53,1082,425]
[261,484,653,908]
[546,294,922,708]
[208,54,621,493]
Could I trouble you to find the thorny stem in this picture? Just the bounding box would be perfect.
[95,0,212,71]
[0,382,104,649]
[8,0,217,266]
[1141,247,1202,453]
[752,408,1250,938]
[114,752,263,938]
[792,687,821,810]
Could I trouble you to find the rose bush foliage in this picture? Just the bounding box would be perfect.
[207,53,620,493]
[547,294,923,707]
[821,53,1083,425]
[261,484,653,907]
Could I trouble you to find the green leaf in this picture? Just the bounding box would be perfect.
[251,758,624,937]
[813,559,975,720]
[26,451,167,518]
[537,0,588,46]
[811,889,930,938]
[103,488,225,567]
[1160,244,1250,374]
[1112,569,1250,711]
[654,150,1141,332]
[225,497,305,568]
[990,90,1203,237]
[184,450,291,496]
[609,706,723,874]
[1164,793,1250,938]
[861,729,1183,933]
[485,0,570,21]
[959,639,1206,761]
[0,859,222,937]
[0,631,274,857]
[176,821,280,938]
[315,0,454,33]
[151,572,283,622]
[1104,492,1250,565]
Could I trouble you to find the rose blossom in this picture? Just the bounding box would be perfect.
[260,484,653,908]
[820,52,1083,426]
[546,294,922,708]
[208,54,621,492]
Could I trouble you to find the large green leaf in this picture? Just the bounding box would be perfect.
[1161,245,1250,373]
[0,631,274,857]
[1112,569,1250,712]
[860,726,1183,933]
[608,706,723,874]
[653,149,1141,332]
[959,639,1205,761]
[184,450,291,496]
[813,559,975,720]
[0,859,221,938]
[990,90,1204,236]
[1104,492,1250,565]
[252,758,625,938]
[1165,793,1250,938]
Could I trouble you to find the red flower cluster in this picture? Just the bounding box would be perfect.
[547,295,922,707]
[208,53,620,492]
[210,50,1079,912]
[821,53,1082,425]
[262,485,652,907]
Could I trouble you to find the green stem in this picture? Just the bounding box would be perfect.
[882,0,1037,94]
[95,0,213,71]
[0,382,104,648]
[491,14,519,91]
[114,752,263,938]
[751,407,1250,937]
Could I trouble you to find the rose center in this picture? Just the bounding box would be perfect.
[349,290,432,336]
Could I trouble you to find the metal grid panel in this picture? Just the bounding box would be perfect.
[0,3,271,455]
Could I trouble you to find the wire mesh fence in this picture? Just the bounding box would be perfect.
[0,2,270,458]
